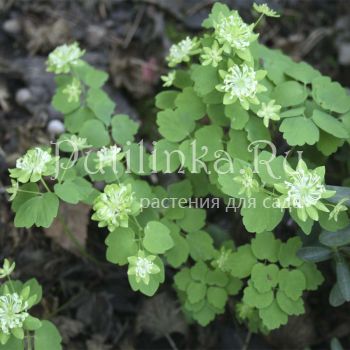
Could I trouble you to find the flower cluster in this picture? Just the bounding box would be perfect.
[0,293,28,335]
[217,64,266,109]
[127,251,160,285]
[213,12,258,53]
[201,41,223,67]
[46,42,85,74]
[166,37,199,67]
[253,3,280,18]
[0,259,15,279]
[161,71,176,87]
[257,100,281,127]
[275,160,335,221]
[9,148,58,183]
[92,184,140,231]
[95,145,124,170]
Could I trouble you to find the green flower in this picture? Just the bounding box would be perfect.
[212,247,231,272]
[200,41,223,67]
[329,198,349,221]
[6,180,19,201]
[95,145,124,170]
[213,11,258,53]
[68,135,91,150]
[257,100,281,127]
[0,259,15,279]
[46,42,85,74]
[62,78,82,103]
[92,184,140,231]
[161,71,176,87]
[166,37,200,67]
[9,148,58,183]
[216,63,267,109]
[127,251,160,285]
[253,3,280,18]
[234,167,260,197]
[0,293,28,335]
[274,159,335,222]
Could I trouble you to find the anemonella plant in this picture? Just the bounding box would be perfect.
[7,1,350,336]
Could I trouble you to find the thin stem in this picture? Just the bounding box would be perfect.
[58,152,75,184]
[254,14,265,28]
[242,331,252,350]
[6,275,15,293]
[165,334,178,350]
[26,331,33,350]
[17,189,42,196]
[40,178,51,193]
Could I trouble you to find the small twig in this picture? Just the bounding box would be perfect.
[165,333,179,350]
[123,5,146,48]
[241,331,252,350]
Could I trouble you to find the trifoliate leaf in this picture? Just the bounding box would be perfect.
[278,237,303,267]
[251,263,279,293]
[207,286,228,309]
[187,281,207,303]
[243,284,274,309]
[228,245,257,278]
[177,208,206,233]
[111,114,139,145]
[190,64,219,96]
[174,268,191,291]
[259,299,288,330]
[79,119,110,147]
[143,221,174,254]
[251,232,281,263]
[34,321,62,350]
[175,87,206,120]
[278,269,306,300]
[86,88,115,125]
[312,110,349,139]
[155,90,178,110]
[157,108,195,142]
[105,227,138,265]
[276,290,305,316]
[280,117,319,146]
[186,231,216,261]
[14,193,59,228]
[272,81,307,107]
[298,263,324,291]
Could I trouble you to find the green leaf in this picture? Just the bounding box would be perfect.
[225,103,249,130]
[276,290,305,316]
[186,231,216,261]
[167,179,193,199]
[191,261,208,282]
[187,281,207,303]
[14,193,59,228]
[312,110,349,139]
[192,303,216,326]
[11,183,39,212]
[23,316,42,331]
[123,142,151,175]
[331,338,344,350]
[175,87,206,120]
[34,321,62,350]
[207,286,228,309]
[280,117,319,146]
[143,221,174,254]
[86,88,115,125]
[251,231,281,263]
[157,108,195,142]
[278,237,303,267]
[206,269,229,287]
[329,283,346,307]
[23,278,43,306]
[73,62,108,88]
[105,227,138,265]
[278,269,306,300]
[111,114,139,146]
[243,284,274,309]
[317,130,345,156]
[297,246,333,262]
[194,125,224,161]
[251,263,279,293]
[298,263,324,291]
[79,119,110,147]
[155,91,178,110]
[228,245,257,278]
[174,268,191,291]
[284,61,321,84]
[336,257,350,301]
[258,299,288,330]
[190,64,219,96]
[54,178,93,204]
[319,228,350,248]
[272,81,307,107]
[207,104,230,127]
[52,85,80,115]
[149,140,181,172]
[177,208,206,233]
[64,107,95,133]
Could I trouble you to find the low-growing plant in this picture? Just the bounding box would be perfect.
[5,1,350,344]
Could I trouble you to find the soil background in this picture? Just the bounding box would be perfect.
[1,1,350,349]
